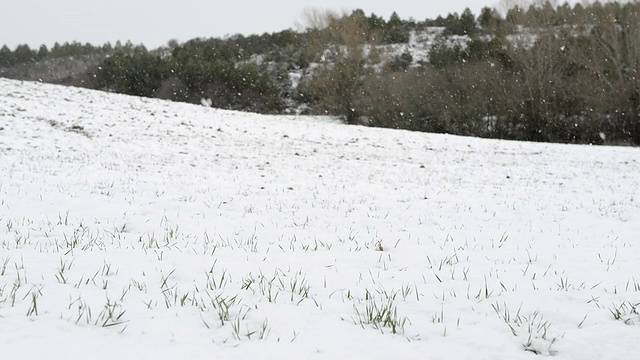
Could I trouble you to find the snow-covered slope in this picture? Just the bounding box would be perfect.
[1,78,639,359]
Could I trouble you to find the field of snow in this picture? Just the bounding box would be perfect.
[1,78,639,359]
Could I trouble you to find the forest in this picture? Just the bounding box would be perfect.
[1,1,639,145]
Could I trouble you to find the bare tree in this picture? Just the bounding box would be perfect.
[298,10,376,124]
[295,7,340,31]
[568,2,640,143]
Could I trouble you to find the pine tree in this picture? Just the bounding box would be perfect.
[13,44,34,64]
[0,45,14,66]
[459,8,477,36]
[384,12,409,43]
[37,44,49,60]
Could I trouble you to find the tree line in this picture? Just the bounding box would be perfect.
[299,1,640,145]
[1,1,639,145]
[0,41,140,67]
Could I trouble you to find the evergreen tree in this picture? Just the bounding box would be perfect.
[96,52,168,97]
[433,15,446,27]
[384,11,409,43]
[13,44,35,64]
[478,7,501,31]
[0,45,14,66]
[50,42,61,57]
[459,8,477,35]
[368,13,386,31]
[37,44,49,60]
[443,13,461,35]
[102,42,113,53]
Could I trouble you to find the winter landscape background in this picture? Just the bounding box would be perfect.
[2,1,640,359]
[2,1,640,145]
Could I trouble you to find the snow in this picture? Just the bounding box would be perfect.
[1,78,639,359]
[371,29,471,68]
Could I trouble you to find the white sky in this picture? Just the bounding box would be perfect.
[1,0,505,49]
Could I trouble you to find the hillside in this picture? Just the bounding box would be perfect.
[1,78,640,359]
[3,2,640,144]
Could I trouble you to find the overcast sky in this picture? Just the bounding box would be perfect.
[2,0,506,49]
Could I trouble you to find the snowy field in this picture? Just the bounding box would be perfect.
[1,78,639,359]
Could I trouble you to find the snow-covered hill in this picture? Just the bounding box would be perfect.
[1,78,639,359]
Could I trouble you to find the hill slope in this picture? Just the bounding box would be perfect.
[1,79,639,359]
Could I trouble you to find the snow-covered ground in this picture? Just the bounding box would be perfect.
[1,78,639,359]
